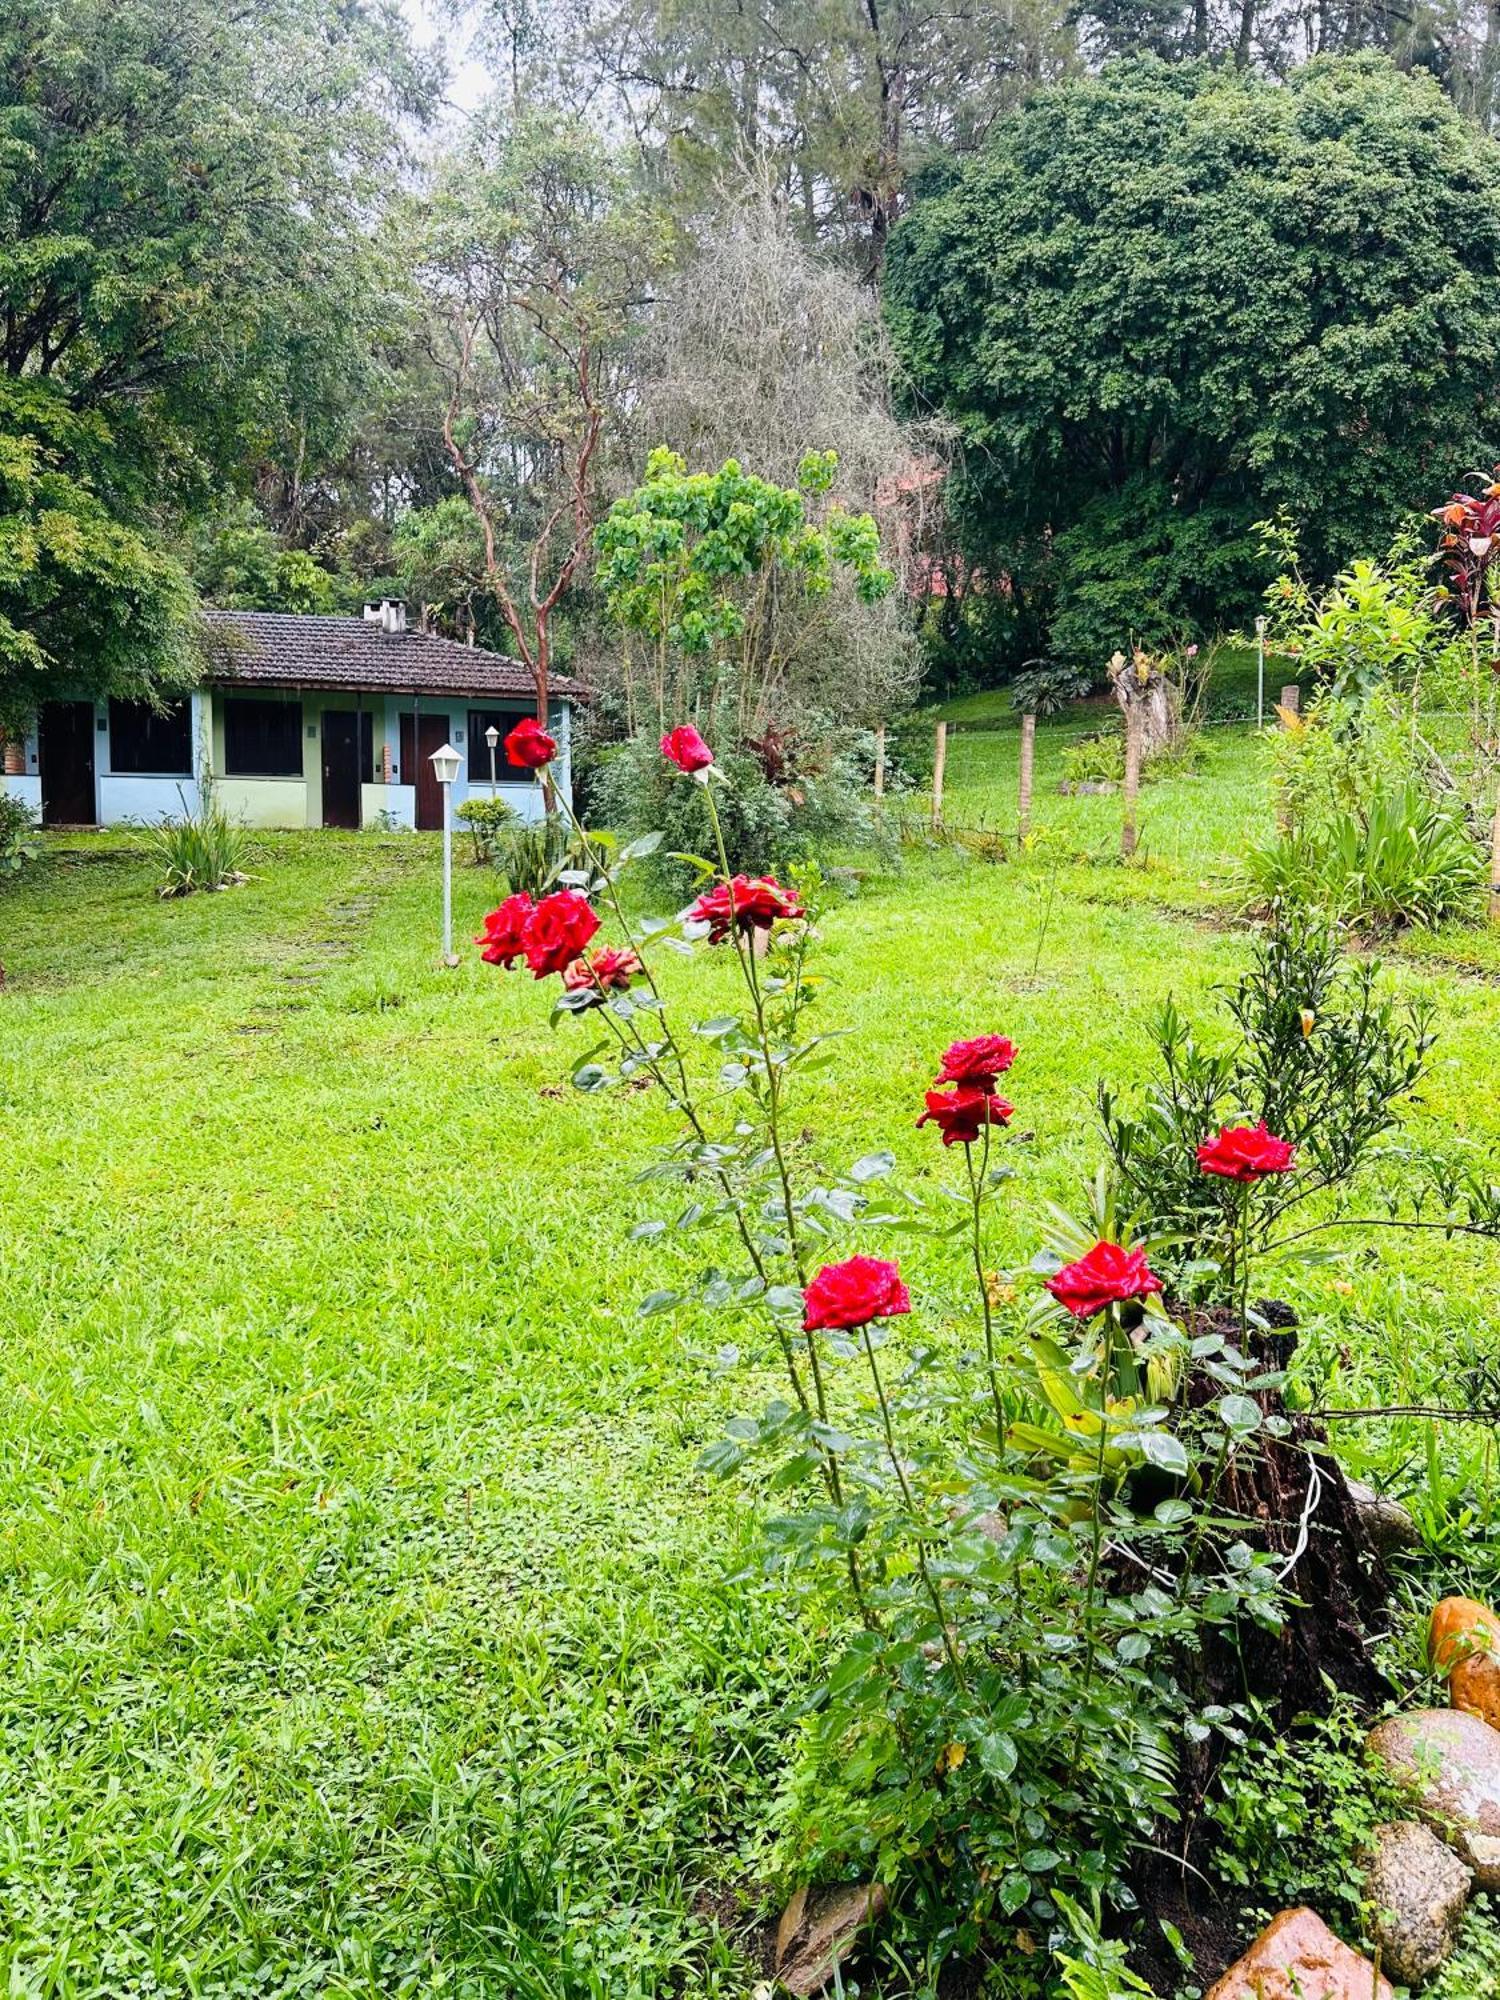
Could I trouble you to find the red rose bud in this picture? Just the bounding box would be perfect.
[660,724,714,774]
[1195,1121,1296,1182]
[521,889,600,979]
[916,1085,1013,1146]
[686,874,804,943]
[1045,1240,1163,1320]
[476,892,535,968]
[803,1255,912,1333]
[936,1035,1017,1091]
[561,945,644,1003]
[505,717,558,769]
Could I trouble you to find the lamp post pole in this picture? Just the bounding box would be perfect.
[430,741,462,966]
[1255,614,1267,730]
[485,723,499,800]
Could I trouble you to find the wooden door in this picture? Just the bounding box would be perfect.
[321,712,362,829]
[38,702,97,825]
[399,712,448,830]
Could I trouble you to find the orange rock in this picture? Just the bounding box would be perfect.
[1428,1596,1500,1676]
[1452,1650,1500,1730]
[1205,1909,1393,2000]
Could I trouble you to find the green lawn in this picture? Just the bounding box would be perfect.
[4,724,1500,1995]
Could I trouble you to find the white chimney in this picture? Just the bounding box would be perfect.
[363,602,383,624]
[380,599,407,636]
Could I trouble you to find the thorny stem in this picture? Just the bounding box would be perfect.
[1075,1305,1116,1746]
[697,784,840,1437]
[551,792,812,1416]
[861,1324,966,1688]
[557,778,881,1628]
[965,1128,1006,1441]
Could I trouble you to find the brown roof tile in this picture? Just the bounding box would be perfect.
[201,611,586,703]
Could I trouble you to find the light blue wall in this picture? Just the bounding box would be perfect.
[3,690,572,828]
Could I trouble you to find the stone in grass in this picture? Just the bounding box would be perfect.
[1205,1908,1393,2000]
[772,1882,888,1997]
[1346,1478,1421,1558]
[1429,1596,1500,1732]
[1364,1820,1471,1987]
[1367,1708,1500,1890]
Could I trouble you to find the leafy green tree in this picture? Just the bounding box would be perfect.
[595,447,893,737]
[0,383,192,733]
[0,0,428,717]
[886,55,1500,670]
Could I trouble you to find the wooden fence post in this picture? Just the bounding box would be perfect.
[1018,712,1036,844]
[1121,705,1142,859]
[931,720,947,832]
[873,723,886,801]
[1279,684,1301,723]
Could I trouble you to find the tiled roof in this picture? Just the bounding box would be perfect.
[200,611,585,702]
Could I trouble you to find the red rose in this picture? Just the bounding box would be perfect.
[1195,1121,1296,1182]
[660,724,714,773]
[561,945,644,1003]
[936,1035,1016,1091]
[803,1256,912,1332]
[476,892,534,968]
[505,717,558,769]
[916,1084,1014,1146]
[1045,1240,1163,1320]
[521,889,600,978]
[686,875,805,943]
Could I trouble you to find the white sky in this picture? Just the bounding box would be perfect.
[399,0,493,119]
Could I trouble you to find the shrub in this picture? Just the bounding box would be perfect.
[456,795,519,863]
[1061,728,1124,786]
[1099,906,1432,1286]
[489,814,590,900]
[592,730,891,887]
[143,792,248,897]
[1010,658,1095,716]
[1245,782,1484,931]
[0,793,38,877]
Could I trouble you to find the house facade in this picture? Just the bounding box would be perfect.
[0,604,581,831]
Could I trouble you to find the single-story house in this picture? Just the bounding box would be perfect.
[0,602,582,830]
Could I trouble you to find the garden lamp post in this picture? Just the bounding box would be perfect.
[485,723,500,800]
[1255,614,1267,730]
[430,740,462,966]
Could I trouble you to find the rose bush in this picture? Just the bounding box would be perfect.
[474,723,1311,1991]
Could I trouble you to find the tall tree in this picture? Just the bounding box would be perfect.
[526,0,1075,275]
[411,107,663,727]
[886,54,1500,669]
[0,0,430,723]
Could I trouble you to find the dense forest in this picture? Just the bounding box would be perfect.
[6,0,1500,745]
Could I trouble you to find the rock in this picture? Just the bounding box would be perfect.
[1346,1478,1421,1557]
[1367,1708,1500,1888]
[1450,1651,1500,1731]
[1429,1596,1500,1674]
[1205,1908,1393,2000]
[1364,1820,1470,1986]
[773,1882,888,1997]
[1427,1596,1500,1730]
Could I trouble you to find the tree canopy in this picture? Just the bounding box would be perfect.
[885,54,1500,666]
[0,0,427,719]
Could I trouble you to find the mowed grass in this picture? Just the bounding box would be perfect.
[4,721,1500,1995]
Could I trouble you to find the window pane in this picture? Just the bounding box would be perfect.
[224,699,303,777]
[109,699,192,776]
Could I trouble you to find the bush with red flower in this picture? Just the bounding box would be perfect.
[470,724,1353,1989]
